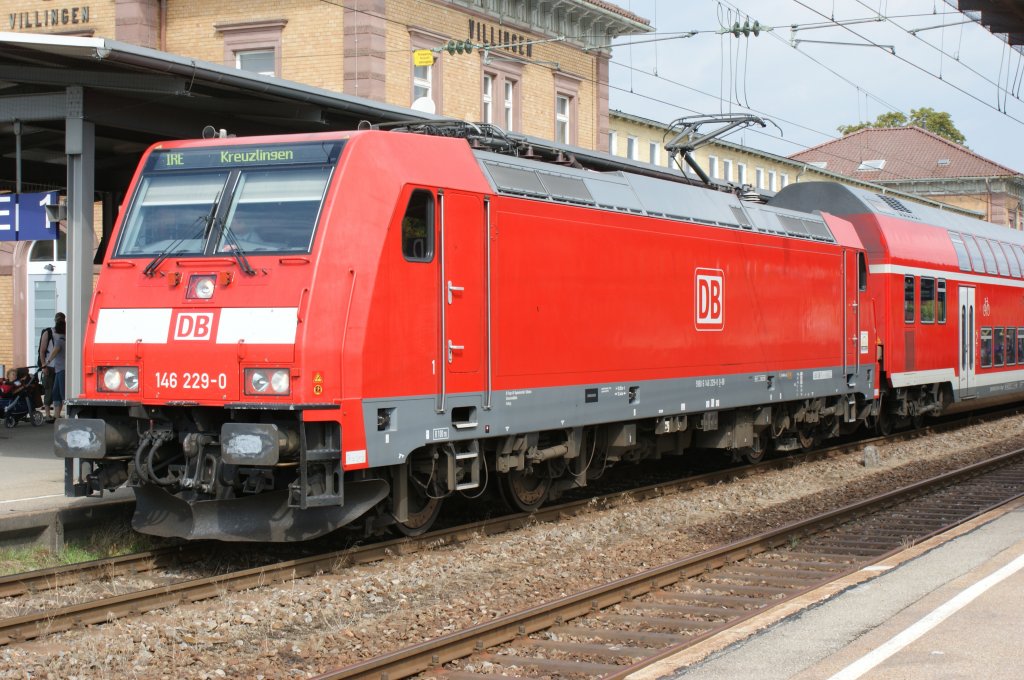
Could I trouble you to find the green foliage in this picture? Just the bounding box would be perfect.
[837,107,966,146]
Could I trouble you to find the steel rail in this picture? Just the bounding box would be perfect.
[313,449,1024,679]
[0,544,202,599]
[3,401,1018,601]
[0,406,1019,644]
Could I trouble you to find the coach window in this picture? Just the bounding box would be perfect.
[994,327,1005,367]
[992,241,1010,276]
[1018,328,1024,362]
[937,279,947,323]
[1013,245,1024,274]
[981,328,993,368]
[1001,243,1021,277]
[978,239,998,274]
[1008,328,1018,366]
[961,234,985,273]
[858,252,867,291]
[904,276,915,323]
[920,277,935,323]
[948,232,972,272]
[401,189,434,262]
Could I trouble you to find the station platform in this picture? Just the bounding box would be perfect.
[635,498,1024,680]
[0,420,134,548]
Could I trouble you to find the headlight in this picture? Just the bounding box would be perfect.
[98,366,140,393]
[186,274,216,300]
[244,368,290,396]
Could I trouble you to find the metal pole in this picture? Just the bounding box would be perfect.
[13,120,21,194]
[65,86,94,402]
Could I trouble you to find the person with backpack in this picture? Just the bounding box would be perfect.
[38,312,65,421]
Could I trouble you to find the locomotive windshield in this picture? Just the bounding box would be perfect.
[114,140,344,258]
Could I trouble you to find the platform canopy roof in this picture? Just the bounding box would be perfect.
[0,32,434,192]
[950,0,1024,51]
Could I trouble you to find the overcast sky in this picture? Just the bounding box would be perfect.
[608,0,1024,172]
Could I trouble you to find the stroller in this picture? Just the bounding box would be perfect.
[2,367,44,428]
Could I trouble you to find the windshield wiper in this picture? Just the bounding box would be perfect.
[142,218,206,278]
[216,218,257,276]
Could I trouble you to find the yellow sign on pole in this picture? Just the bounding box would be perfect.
[413,49,435,67]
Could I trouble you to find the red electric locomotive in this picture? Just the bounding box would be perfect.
[54,123,1012,542]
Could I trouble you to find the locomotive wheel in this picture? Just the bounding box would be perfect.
[876,408,894,436]
[740,432,768,464]
[499,468,551,513]
[393,458,443,537]
[797,428,818,450]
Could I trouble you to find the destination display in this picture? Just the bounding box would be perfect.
[146,141,345,172]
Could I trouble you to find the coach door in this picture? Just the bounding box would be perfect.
[842,250,862,379]
[958,286,976,398]
[436,190,487,413]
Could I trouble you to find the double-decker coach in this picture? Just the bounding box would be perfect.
[772,182,1024,430]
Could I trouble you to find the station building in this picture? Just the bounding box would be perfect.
[0,0,651,372]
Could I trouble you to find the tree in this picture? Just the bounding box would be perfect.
[837,107,966,146]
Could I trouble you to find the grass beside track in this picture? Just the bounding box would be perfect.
[0,518,162,576]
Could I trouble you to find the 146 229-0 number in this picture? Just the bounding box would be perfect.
[154,371,228,390]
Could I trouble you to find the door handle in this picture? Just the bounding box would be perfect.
[447,339,464,363]
[447,280,464,304]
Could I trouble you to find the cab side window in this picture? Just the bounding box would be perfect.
[401,189,435,262]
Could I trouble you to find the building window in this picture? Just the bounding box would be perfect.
[608,130,618,155]
[413,62,432,104]
[236,50,275,76]
[503,80,515,130]
[755,168,765,189]
[626,136,638,160]
[482,74,493,124]
[708,156,719,179]
[780,173,789,188]
[215,19,287,77]
[723,159,733,182]
[553,73,580,145]
[649,141,660,166]
[737,163,747,185]
[410,30,443,113]
[555,94,571,143]
[768,170,777,191]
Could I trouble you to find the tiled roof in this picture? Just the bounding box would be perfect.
[790,126,1021,180]
[583,0,651,26]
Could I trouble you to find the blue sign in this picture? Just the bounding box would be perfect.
[0,191,60,242]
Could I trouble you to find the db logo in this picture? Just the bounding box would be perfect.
[695,268,724,331]
[173,312,216,341]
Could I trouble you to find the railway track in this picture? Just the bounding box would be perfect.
[314,449,1024,679]
[0,410,1017,647]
